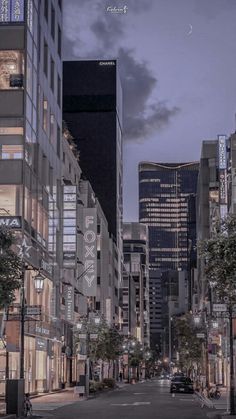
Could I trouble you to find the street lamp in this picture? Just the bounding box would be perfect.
[122,339,136,383]
[34,273,45,293]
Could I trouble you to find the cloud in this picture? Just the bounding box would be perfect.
[118,48,180,141]
[62,0,180,142]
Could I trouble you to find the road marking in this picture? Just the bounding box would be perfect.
[111,402,151,406]
[133,392,146,395]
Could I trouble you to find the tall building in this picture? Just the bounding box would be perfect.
[139,162,199,350]
[0,0,63,393]
[123,222,149,346]
[63,60,123,249]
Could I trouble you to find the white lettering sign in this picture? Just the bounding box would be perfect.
[83,210,97,296]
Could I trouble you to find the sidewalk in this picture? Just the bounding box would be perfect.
[0,381,137,416]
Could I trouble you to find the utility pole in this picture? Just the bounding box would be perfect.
[20,265,25,380]
[229,305,235,415]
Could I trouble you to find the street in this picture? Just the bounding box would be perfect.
[34,379,214,419]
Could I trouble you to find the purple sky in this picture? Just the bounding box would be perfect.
[63,0,236,221]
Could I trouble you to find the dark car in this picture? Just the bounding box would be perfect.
[170,376,194,394]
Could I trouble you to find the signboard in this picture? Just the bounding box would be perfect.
[218,135,227,169]
[74,386,85,395]
[0,216,21,228]
[196,333,205,339]
[25,305,41,316]
[36,337,47,351]
[63,186,77,268]
[65,285,74,322]
[90,333,98,340]
[78,334,87,340]
[82,208,97,297]
[5,320,20,352]
[0,0,24,23]
[219,170,227,205]
[77,354,87,360]
[213,303,227,312]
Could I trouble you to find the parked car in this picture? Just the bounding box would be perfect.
[170,376,194,393]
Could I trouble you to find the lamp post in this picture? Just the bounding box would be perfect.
[122,339,136,383]
[76,313,101,397]
[20,270,44,380]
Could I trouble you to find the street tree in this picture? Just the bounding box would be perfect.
[173,315,202,377]
[0,226,21,309]
[95,325,123,378]
[198,214,236,414]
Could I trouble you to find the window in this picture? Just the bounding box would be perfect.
[57,75,61,107]
[0,51,24,90]
[0,127,23,135]
[58,25,61,57]
[58,0,62,10]
[51,5,55,39]
[1,145,23,159]
[43,99,48,132]
[50,57,54,91]
[97,277,100,285]
[50,113,55,144]
[44,0,48,21]
[57,125,60,157]
[0,185,22,216]
[43,40,48,76]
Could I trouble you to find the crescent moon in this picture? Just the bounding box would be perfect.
[188,24,193,35]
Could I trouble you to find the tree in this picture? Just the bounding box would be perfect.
[173,314,202,377]
[95,325,123,378]
[0,226,21,309]
[198,214,236,414]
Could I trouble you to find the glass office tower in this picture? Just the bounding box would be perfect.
[139,162,199,349]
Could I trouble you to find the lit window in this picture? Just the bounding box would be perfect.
[1,145,23,159]
[0,127,23,135]
[0,51,24,90]
[43,99,48,132]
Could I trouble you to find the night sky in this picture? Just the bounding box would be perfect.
[62,0,236,221]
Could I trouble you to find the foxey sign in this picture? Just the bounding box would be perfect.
[82,208,97,296]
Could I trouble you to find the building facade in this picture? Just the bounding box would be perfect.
[63,60,123,250]
[139,161,199,351]
[0,0,64,394]
[123,222,149,346]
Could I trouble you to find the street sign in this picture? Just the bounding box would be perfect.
[77,354,87,360]
[25,305,41,316]
[196,333,205,339]
[213,303,227,312]
[90,333,98,340]
[78,334,87,340]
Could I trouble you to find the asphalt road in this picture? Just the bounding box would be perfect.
[43,379,215,419]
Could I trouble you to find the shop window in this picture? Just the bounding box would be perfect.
[0,185,22,216]
[1,145,23,159]
[0,51,24,90]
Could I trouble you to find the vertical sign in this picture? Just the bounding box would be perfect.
[11,0,24,22]
[83,208,97,296]
[6,321,20,352]
[218,135,228,219]
[218,135,227,169]
[0,0,24,23]
[0,0,10,22]
[63,186,77,267]
[65,285,74,322]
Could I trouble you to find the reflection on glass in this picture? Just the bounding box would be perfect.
[0,51,24,90]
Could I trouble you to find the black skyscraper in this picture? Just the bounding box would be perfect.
[63,60,123,245]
